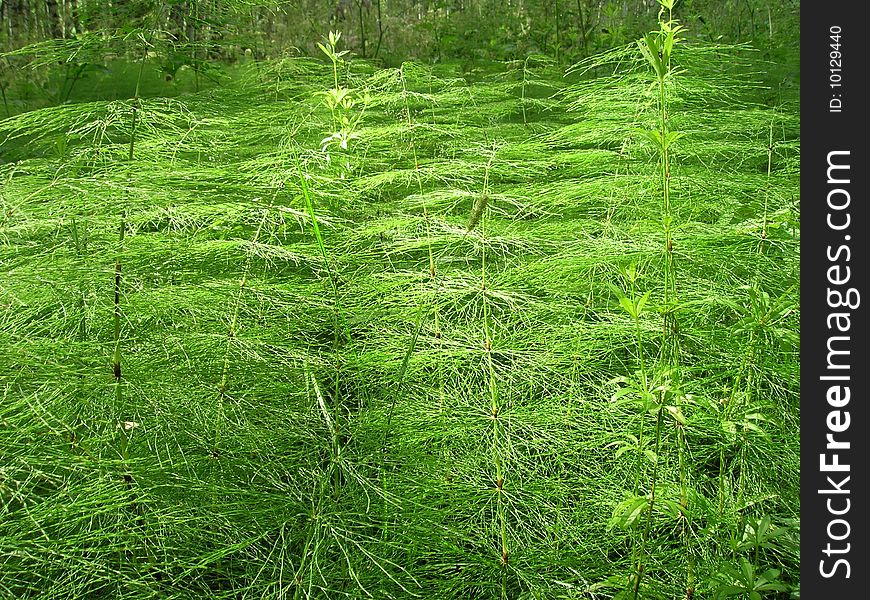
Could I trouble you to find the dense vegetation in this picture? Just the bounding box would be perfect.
[1,1,799,599]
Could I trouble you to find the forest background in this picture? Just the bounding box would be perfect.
[1,0,798,109]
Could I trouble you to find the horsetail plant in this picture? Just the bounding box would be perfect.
[115,24,153,530]
[0,26,799,600]
[113,217,126,451]
[474,146,513,597]
[382,63,444,440]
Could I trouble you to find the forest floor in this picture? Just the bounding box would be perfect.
[0,46,799,599]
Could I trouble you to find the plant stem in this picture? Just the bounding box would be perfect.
[113,217,124,413]
[478,149,509,595]
[633,405,664,600]
[296,156,350,347]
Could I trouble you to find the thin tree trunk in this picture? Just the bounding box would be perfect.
[45,0,63,38]
[374,0,384,58]
[576,0,588,56]
[8,0,25,42]
[356,0,367,58]
[554,0,561,63]
[69,0,81,36]
[170,1,187,43]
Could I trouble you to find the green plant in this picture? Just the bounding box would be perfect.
[611,2,695,596]
[636,0,685,365]
[0,27,799,599]
[711,557,789,600]
[316,31,370,158]
[609,365,687,599]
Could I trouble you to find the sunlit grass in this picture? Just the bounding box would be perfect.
[0,33,798,599]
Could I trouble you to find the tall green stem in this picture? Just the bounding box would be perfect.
[479,149,509,596]
[632,405,664,600]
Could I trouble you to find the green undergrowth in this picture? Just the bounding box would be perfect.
[0,38,798,600]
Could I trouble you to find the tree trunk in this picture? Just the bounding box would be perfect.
[45,0,63,38]
[554,0,561,62]
[356,0,367,58]
[7,0,26,42]
[170,1,187,43]
[374,0,384,58]
[576,0,588,56]
[69,0,81,36]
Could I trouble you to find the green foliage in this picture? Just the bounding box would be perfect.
[315,32,370,156]
[0,24,798,600]
[711,558,790,600]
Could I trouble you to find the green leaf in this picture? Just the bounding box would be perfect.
[665,405,686,425]
[637,34,664,79]
[619,296,637,318]
[664,130,686,149]
[611,387,636,402]
[636,290,652,316]
[610,495,650,529]
[740,558,755,581]
[608,282,626,298]
[637,128,664,150]
[658,498,682,519]
[715,585,748,599]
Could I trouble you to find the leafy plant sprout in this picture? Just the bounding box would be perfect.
[316,31,370,159]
